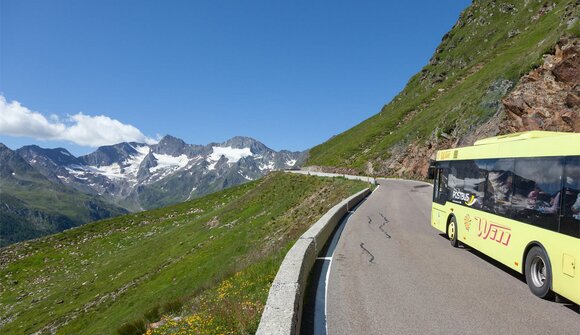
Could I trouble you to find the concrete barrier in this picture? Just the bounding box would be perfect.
[375,177,432,187]
[256,188,371,335]
[284,170,376,185]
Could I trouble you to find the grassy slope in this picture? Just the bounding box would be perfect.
[0,173,367,334]
[306,0,578,173]
[2,176,126,224]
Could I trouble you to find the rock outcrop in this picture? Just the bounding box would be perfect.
[501,37,580,133]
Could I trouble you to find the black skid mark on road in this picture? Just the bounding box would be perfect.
[367,216,372,225]
[360,243,375,263]
[379,222,391,239]
[379,212,389,223]
[378,212,391,238]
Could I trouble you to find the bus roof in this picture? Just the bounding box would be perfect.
[436,131,580,161]
[473,131,569,146]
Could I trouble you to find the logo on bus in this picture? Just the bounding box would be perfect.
[464,214,472,231]
[439,151,452,160]
[452,189,476,207]
[476,217,511,247]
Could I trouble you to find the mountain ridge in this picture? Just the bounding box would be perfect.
[2,135,305,245]
[11,135,306,212]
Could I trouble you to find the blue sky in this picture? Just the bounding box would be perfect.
[0,0,471,155]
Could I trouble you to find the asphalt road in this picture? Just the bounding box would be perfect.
[326,179,580,335]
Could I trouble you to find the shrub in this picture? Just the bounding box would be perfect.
[144,305,161,323]
[162,299,183,315]
[117,318,147,335]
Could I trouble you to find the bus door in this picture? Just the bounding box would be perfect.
[432,162,449,230]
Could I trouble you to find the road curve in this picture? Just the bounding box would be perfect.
[327,179,579,335]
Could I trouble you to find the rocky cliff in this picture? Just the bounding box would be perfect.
[501,37,579,133]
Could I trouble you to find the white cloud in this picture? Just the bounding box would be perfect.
[0,95,157,147]
[60,113,158,147]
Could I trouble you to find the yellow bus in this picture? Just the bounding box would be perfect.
[428,131,580,305]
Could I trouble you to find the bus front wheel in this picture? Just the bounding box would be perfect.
[525,246,554,299]
[447,216,459,248]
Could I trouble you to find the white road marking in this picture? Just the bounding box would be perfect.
[325,256,332,334]
[323,208,360,334]
[317,257,333,260]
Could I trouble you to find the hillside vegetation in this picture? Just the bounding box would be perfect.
[307,0,579,177]
[0,173,367,334]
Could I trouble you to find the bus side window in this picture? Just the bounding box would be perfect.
[485,159,515,216]
[512,158,562,232]
[561,156,580,238]
[465,160,486,210]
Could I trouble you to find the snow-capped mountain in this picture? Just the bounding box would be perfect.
[16,135,306,211]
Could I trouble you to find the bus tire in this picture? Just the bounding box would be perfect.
[525,246,554,300]
[447,216,459,248]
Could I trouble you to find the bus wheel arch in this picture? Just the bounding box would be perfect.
[446,214,459,247]
[523,242,554,300]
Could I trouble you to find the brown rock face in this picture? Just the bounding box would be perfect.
[500,38,580,133]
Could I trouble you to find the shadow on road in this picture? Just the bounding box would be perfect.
[438,233,525,283]
[464,248,524,283]
[437,233,580,313]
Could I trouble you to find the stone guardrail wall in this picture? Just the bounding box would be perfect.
[376,177,433,187]
[256,188,371,335]
[285,170,376,185]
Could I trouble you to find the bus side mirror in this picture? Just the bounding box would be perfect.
[427,160,436,180]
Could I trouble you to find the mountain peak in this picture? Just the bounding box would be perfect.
[159,134,186,146]
[0,143,42,178]
[153,135,188,156]
[80,142,139,167]
[226,135,256,143]
[17,145,81,166]
[221,136,269,153]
